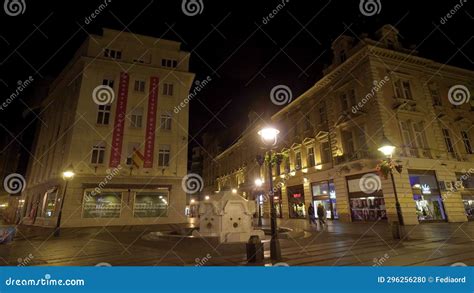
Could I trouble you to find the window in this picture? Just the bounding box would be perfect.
[320,141,331,164]
[394,79,413,100]
[42,189,58,218]
[160,113,172,130]
[349,89,357,107]
[163,83,174,96]
[342,130,355,155]
[161,58,178,68]
[130,108,143,128]
[413,122,428,149]
[91,142,106,164]
[104,49,122,60]
[461,131,473,154]
[134,190,169,217]
[307,147,315,167]
[295,151,302,170]
[442,129,455,153]
[304,113,311,130]
[158,145,171,167]
[134,80,146,92]
[340,94,348,111]
[400,121,414,147]
[340,50,346,62]
[319,104,327,124]
[284,156,290,173]
[83,192,122,218]
[429,84,442,106]
[96,105,111,125]
[102,79,114,87]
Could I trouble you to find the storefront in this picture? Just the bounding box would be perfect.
[346,173,387,221]
[41,187,58,218]
[83,191,122,218]
[273,190,283,218]
[409,170,446,222]
[457,172,474,221]
[287,184,306,219]
[311,180,338,219]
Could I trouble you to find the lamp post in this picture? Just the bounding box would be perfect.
[54,164,75,237]
[378,136,404,226]
[254,178,263,227]
[258,127,282,261]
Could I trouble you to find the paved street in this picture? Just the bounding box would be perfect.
[0,220,472,266]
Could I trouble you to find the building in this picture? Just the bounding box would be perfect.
[205,25,474,225]
[18,28,195,227]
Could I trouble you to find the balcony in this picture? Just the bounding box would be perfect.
[334,150,374,165]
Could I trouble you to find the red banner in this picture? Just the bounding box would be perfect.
[109,72,129,167]
[143,76,159,168]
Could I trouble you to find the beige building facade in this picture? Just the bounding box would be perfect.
[207,25,474,225]
[17,29,194,227]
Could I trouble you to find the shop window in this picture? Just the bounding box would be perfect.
[311,180,338,219]
[134,190,169,217]
[462,195,474,220]
[287,185,306,219]
[41,188,58,218]
[346,173,387,221]
[409,171,446,222]
[83,192,122,218]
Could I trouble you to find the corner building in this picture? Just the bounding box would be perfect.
[19,29,195,227]
[208,25,474,225]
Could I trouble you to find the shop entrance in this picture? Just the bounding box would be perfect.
[311,180,338,220]
[409,170,446,222]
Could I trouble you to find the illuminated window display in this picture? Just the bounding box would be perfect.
[462,195,474,220]
[409,170,446,222]
[134,190,169,218]
[83,192,122,218]
[457,173,474,220]
[311,180,338,219]
[287,185,306,219]
[346,173,387,221]
[42,188,58,218]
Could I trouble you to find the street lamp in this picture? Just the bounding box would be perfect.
[258,126,282,261]
[378,136,404,227]
[54,164,75,237]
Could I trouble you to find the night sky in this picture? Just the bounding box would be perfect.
[0,0,472,167]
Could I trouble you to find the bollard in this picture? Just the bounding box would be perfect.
[246,235,264,263]
[391,221,400,240]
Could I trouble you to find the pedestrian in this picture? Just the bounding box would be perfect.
[308,203,316,226]
[317,203,326,227]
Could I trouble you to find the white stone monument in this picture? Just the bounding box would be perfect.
[193,190,265,243]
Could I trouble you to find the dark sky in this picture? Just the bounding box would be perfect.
[0,0,472,164]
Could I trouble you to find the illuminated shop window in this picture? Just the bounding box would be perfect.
[83,192,122,218]
[133,190,169,218]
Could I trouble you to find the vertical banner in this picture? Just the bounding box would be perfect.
[143,76,159,168]
[109,72,129,167]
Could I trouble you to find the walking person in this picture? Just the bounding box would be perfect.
[308,203,316,226]
[317,203,326,228]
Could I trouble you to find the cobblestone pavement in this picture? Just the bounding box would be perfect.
[0,219,472,266]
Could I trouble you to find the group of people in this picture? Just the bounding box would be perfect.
[308,203,326,228]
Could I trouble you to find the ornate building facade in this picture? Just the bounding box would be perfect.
[17,29,195,227]
[205,25,474,225]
